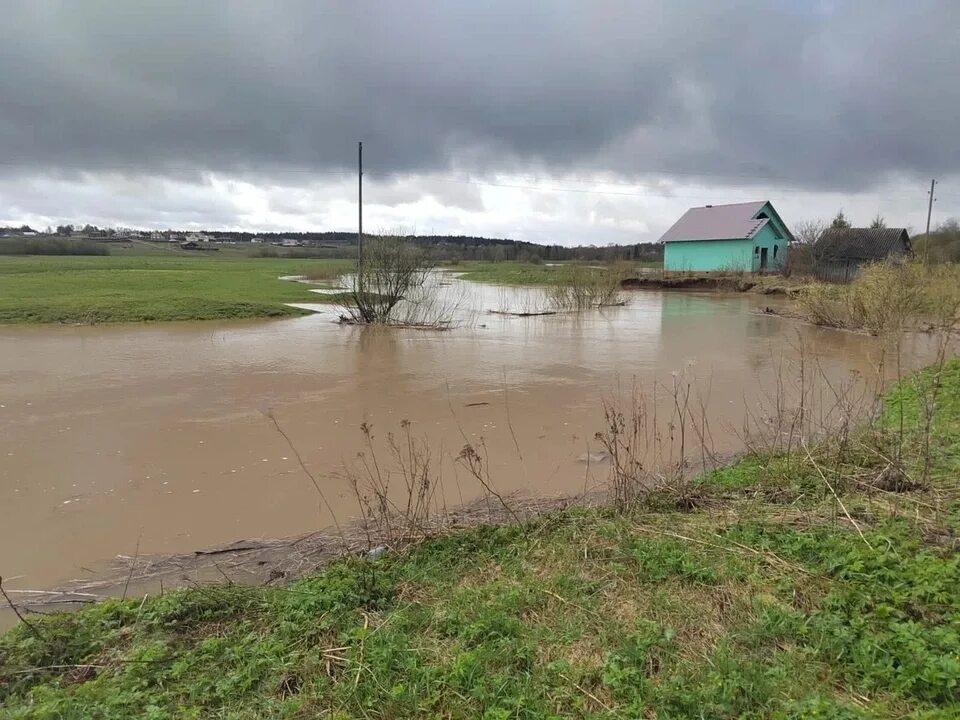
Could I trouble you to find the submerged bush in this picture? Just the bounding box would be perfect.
[546,265,624,310]
[337,235,462,327]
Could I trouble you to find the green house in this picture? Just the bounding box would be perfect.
[659,200,792,272]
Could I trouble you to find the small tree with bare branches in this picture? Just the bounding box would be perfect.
[343,235,429,324]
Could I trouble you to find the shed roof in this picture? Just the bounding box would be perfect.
[814,228,911,261]
[658,201,770,243]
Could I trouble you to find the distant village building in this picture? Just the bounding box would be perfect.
[281,238,301,247]
[0,226,39,238]
[658,201,792,273]
[812,227,912,282]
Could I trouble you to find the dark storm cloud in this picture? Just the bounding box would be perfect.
[1,0,958,190]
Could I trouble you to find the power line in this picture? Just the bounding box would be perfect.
[0,157,939,201]
[0,158,355,177]
[362,170,935,203]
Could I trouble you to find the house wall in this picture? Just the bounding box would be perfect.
[750,223,788,272]
[663,239,754,272]
[755,202,792,241]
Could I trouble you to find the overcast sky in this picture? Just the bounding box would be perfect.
[1,1,958,244]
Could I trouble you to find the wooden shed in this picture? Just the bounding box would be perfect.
[812,227,912,281]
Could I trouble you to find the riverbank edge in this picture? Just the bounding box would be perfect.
[2,359,958,717]
[621,274,802,294]
[453,261,809,294]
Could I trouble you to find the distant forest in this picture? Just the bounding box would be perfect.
[3,224,664,262]
[242,232,663,262]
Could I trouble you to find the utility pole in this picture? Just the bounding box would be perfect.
[925,178,937,237]
[357,141,363,268]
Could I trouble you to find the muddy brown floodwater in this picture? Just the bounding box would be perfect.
[0,280,942,598]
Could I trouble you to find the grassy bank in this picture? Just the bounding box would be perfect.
[2,359,958,717]
[0,256,354,324]
[454,261,817,298]
[454,260,660,286]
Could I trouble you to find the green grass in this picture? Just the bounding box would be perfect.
[454,260,660,286]
[0,255,355,323]
[2,361,959,718]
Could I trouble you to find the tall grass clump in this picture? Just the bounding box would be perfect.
[796,260,960,335]
[249,244,280,258]
[298,265,344,283]
[0,238,109,256]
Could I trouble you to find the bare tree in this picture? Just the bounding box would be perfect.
[788,219,829,276]
[343,234,429,324]
[793,219,827,245]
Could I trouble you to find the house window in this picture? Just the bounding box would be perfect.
[773,245,778,258]
[754,247,759,255]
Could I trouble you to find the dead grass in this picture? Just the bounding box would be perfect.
[298,266,345,282]
[795,260,960,335]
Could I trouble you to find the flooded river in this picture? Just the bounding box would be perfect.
[0,279,941,593]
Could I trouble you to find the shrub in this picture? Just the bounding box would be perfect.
[249,245,280,258]
[795,260,960,334]
[546,265,624,310]
[0,238,109,256]
[340,235,435,325]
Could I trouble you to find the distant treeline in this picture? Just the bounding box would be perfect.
[4,225,664,262]
[913,219,960,263]
[193,231,663,262]
[0,238,109,256]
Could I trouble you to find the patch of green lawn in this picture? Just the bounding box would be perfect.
[0,255,355,324]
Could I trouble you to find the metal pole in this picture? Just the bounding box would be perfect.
[358,141,363,268]
[925,178,936,237]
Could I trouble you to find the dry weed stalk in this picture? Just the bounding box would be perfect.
[595,368,720,511]
[456,440,522,526]
[342,420,446,549]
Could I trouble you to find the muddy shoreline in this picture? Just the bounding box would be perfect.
[3,493,591,623]
[621,274,800,294]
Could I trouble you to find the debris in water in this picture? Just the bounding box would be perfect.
[577,452,610,464]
